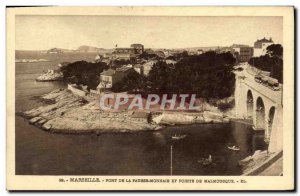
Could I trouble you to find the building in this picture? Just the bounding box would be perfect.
[215,47,238,62]
[253,37,274,57]
[133,64,144,74]
[144,49,155,55]
[187,50,197,56]
[94,54,104,62]
[130,44,144,54]
[239,47,254,62]
[216,47,235,54]
[159,49,173,58]
[113,43,144,60]
[114,53,135,60]
[103,53,113,58]
[94,65,134,93]
[232,45,254,62]
[197,49,204,55]
[155,51,165,58]
[114,48,136,60]
[142,60,157,76]
[47,48,63,54]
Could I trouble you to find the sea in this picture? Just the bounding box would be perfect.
[15,51,267,175]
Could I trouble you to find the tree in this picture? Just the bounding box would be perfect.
[112,51,236,100]
[139,52,161,60]
[112,59,134,67]
[266,44,283,58]
[166,51,189,61]
[60,61,108,89]
[112,71,148,93]
[248,44,283,83]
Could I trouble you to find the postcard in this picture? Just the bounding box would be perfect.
[6,6,294,191]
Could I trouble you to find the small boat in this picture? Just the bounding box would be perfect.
[227,145,240,151]
[172,134,186,140]
[198,154,213,166]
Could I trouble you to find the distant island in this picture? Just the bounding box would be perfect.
[16,45,222,55]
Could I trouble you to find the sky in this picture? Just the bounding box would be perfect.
[15,15,283,50]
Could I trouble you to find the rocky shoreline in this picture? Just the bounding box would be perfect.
[36,69,64,82]
[19,89,161,134]
[19,89,231,134]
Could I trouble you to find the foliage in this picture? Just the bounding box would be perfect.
[112,71,149,94]
[266,44,283,58]
[112,59,134,67]
[248,44,283,83]
[166,51,189,61]
[139,52,161,60]
[169,51,236,99]
[113,51,236,100]
[60,61,109,89]
[217,100,235,112]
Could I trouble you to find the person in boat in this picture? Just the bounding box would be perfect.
[208,154,212,160]
[198,154,213,166]
[228,145,240,151]
[203,154,213,165]
[172,134,186,139]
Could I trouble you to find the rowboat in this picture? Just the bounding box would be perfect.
[172,134,186,140]
[198,154,213,166]
[227,145,240,151]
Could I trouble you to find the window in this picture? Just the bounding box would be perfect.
[101,76,111,82]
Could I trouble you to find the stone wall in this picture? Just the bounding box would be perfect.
[67,84,87,97]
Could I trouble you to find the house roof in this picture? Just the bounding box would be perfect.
[101,68,115,76]
[97,82,105,89]
[231,44,250,48]
[116,47,135,50]
[116,66,132,72]
[255,38,273,43]
[134,64,143,68]
[131,44,144,47]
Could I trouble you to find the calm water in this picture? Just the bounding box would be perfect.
[15,53,267,175]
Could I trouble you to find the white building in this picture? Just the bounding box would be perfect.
[253,38,274,57]
[133,64,143,74]
[142,60,157,76]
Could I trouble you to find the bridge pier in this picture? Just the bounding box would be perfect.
[234,72,283,153]
[268,106,283,152]
[234,77,248,119]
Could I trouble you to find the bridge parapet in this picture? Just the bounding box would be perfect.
[242,76,282,105]
[234,66,282,106]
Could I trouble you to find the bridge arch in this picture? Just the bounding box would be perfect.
[246,90,254,119]
[266,106,276,143]
[234,72,283,152]
[255,97,265,130]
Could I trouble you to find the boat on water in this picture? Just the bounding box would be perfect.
[172,134,187,140]
[227,145,240,151]
[198,154,213,166]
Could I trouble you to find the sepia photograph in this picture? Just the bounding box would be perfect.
[6,6,294,190]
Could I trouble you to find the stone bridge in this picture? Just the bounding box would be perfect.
[234,65,283,153]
